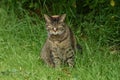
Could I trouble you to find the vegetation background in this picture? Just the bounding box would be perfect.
[0,0,120,80]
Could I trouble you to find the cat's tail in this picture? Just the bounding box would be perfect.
[76,44,82,54]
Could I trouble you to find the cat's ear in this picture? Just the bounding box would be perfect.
[44,14,52,23]
[59,14,66,22]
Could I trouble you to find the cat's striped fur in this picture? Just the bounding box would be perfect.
[40,14,77,68]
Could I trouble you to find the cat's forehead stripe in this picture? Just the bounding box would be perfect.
[52,15,59,18]
[51,16,60,22]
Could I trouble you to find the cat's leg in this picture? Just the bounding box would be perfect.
[44,56,55,68]
[66,48,75,67]
[40,47,55,68]
[67,57,74,67]
[41,54,55,67]
[52,52,61,67]
[54,58,61,67]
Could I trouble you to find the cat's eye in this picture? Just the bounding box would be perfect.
[46,24,52,28]
[58,25,63,28]
[47,26,52,29]
[59,23,65,26]
[60,27,64,30]
[47,25,50,27]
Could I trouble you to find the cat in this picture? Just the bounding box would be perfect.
[40,14,77,68]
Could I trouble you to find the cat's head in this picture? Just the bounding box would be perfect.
[44,14,66,35]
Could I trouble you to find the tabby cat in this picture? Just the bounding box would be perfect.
[40,14,77,68]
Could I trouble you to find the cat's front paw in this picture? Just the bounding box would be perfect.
[67,59,74,68]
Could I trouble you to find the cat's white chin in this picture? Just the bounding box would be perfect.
[53,31,64,35]
[50,33,60,35]
[49,31,65,35]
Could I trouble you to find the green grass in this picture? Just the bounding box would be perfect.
[0,5,120,80]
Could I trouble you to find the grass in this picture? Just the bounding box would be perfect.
[0,4,120,80]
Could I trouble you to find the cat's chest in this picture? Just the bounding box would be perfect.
[50,39,71,51]
[52,41,66,49]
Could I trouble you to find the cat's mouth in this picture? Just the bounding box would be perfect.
[49,30,65,35]
[53,32,63,35]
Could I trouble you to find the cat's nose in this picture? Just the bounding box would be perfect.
[53,28,57,32]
